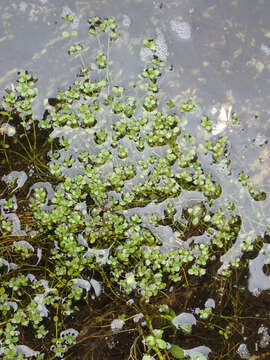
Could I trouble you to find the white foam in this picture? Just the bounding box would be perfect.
[27,273,36,282]
[72,278,91,292]
[36,248,42,265]
[13,240,34,252]
[0,258,10,272]
[60,328,79,339]
[77,233,89,248]
[90,278,102,297]
[0,123,15,136]
[7,301,18,312]
[111,318,125,331]
[84,246,111,264]
[2,171,27,191]
[19,2,28,12]
[34,294,49,317]
[184,346,211,359]
[205,298,215,309]
[133,313,144,323]
[211,105,232,136]
[15,345,40,358]
[122,14,131,28]
[4,213,26,236]
[155,28,169,61]
[261,43,270,57]
[248,244,270,296]
[172,312,196,330]
[170,20,191,40]
[237,344,250,359]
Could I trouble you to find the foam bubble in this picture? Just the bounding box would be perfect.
[34,294,49,317]
[0,123,16,136]
[205,298,215,309]
[4,213,26,236]
[0,258,10,272]
[122,14,131,28]
[248,244,270,296]
[261,43,270,57]
[172,312,196,331]
[111,318,125,331]
[155,28,169,61]
[27,273,36,282]
[2,171,27,194]
[13,240,34,252]
[36,248,42,265]
[170,20,191,40]
[72,278,91,292]
[60,328,79,339]
[19,2,28,12]
[140,46,153,60]
[15,345,40,358]
[237,344,250,359]
[133,313,144,323]
[184,346,211,359]
[84,246,111,264]
[90,278,102,297]
[7,301,18,312]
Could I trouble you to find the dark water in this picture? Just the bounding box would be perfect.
[1,0,270,359]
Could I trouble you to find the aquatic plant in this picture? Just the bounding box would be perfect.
[0,15,269,360]
[0,72,49,175]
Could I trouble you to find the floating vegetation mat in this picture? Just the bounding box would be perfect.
[0,15,270,360]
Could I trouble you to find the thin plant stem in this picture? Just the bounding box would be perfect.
[0,148,29,163]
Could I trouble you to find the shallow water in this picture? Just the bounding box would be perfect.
[1,0,270,359]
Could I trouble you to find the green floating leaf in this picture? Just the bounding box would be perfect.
[112,86,124,97]
[166,100,175,109]
[144,39,156,51]
[180,99,195,113]
[170,344,185,359]
[96,53,106,68]
[69,43,83,54]
[63,14,74,22]
[62,31,70,38]
[156,338,167,350]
